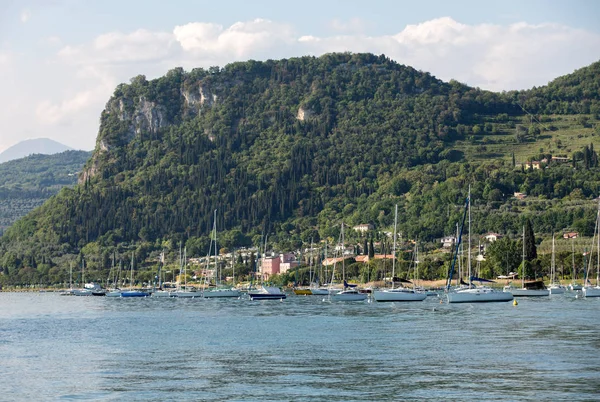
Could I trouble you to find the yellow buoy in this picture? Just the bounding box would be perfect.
[513,299,518,306]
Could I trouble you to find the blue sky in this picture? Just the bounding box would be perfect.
[0,0,599,152]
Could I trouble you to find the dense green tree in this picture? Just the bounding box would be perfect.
[524,219,537,261]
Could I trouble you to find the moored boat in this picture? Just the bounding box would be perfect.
[249,286,287,300]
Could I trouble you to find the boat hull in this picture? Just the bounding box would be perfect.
[549,286,566,294]
[448,288,513,303]
[105,291,122,297]
[152,291,175,297]
[120,291,149,297]
[583,286,600,297]
[203,289,241,298]
[249,293,286,300]
[173,291,202,298]
[508,288,549,297]
[373,289,426,302]
[72,289,93,296]
[331,291,368,302]
[293,289,312,295]
[309,288,329,296]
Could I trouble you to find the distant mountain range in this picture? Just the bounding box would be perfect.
[0,138,74,164]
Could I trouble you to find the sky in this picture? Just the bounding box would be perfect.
[1,0,599,153]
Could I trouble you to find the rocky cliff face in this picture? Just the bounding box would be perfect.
[80,77,220,183]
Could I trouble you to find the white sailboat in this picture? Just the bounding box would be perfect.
[568,238,582,291]
[106,256,124,297]
[73,258,94,296]
[152,251,175,297]
[59,263,75,296]
[504,226,549,297]
[447,187,513,303]
[373,205,426,302]
[330,223,367,302]
[203,210,241,298]
[172,246,201,298]
[120,252,149,297]
[583,200,600,297]
[548,235,566,294]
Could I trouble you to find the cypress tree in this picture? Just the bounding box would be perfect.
[524,219,537,261]
[369,238,375,258]
[363,237,368,256]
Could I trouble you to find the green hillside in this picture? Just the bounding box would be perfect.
[1,53,599,286]
[0,150,91,234]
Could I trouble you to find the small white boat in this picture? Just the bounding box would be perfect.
[548,284,566,294]
[105,290,122,297]
[373,287,426,302]
[309,287,329,296]
[506,286,549,297]
[248,286,286,300]
[448,286,513,303]
[72,288,93,296]
[151,290,175,298]
[569,283,583,291]
[203,287,241,298]
[173,289,202,298]
[583,286,600,297]
[331,288,368,302]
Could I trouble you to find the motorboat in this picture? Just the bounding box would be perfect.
[248,286,286,300]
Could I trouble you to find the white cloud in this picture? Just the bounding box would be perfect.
[20,9,31,23]
[2,17,599,153]
[173,18,296,59]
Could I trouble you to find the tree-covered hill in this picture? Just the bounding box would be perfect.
[0,150,91,234]
[1,53,599,285]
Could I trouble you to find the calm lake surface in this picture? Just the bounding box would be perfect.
[1,292,599,401]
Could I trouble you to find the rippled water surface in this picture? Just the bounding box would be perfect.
[1,292,599,401]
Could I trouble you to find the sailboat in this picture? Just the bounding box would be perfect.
[59,263,75,296]
[308,245,329,296]
[583,200,600,297]
[330,223,367,302]
[373,205,426,302]
[73,258,94,296]
[568,238,582,291]
[106,256,124,297]
[548,235,566,294]
[504,226,549,297]
[120,252,149,297]
[152,251,175,297]
[172,246,201,298]
[447,187,513,303]
[203,210,241,298]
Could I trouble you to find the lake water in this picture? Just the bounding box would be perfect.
[1,292,599,401]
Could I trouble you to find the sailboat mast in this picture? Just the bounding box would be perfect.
[415,242,419,289]
[341,223,345,283]
[213,209,218,286]
[130,252,134,291]
[551,234,556,283]
[391,204,398,290]
[572,238,575,282]
[468,185,472,287]
[522,225,525,288]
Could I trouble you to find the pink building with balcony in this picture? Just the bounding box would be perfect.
[260,257,281,280]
